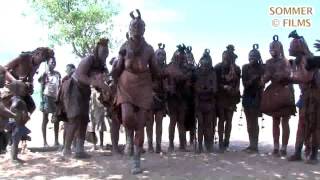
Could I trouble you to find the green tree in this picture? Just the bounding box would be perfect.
[28,0,118,58]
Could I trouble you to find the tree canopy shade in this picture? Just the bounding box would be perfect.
[28,0,118,58]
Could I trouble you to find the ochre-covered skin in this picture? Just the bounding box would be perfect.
[0,66,16,120]
[112,10,159,174]
[215,45,241,151]
[0,66,16,154]
[262,35,295,156]
[164,44,190,152]
[61,38,109,159]
[4,47,55,114]
[194,49,217,153]
[146,43,167,153]
[287,31,318,164]
[5,47,55,83]
[242,44,264,153]
[6,80,30,163]
[184,48,196,146]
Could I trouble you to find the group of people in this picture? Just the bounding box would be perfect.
[0,9,320,175]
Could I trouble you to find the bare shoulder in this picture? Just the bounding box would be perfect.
[209,68,217,77]
[242,64,250,72]
[119,41,128,51]
[54,70,61,77]
[214,62,223,70]
[235,64,241,72]
[145,43,155,54]
[80,55,94,66]
[264,58,275,69]
[265,58,274,65]
[10,97,27,111]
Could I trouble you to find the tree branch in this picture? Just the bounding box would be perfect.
[72,42,85,58]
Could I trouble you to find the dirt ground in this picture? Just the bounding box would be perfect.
[0,110,320,180]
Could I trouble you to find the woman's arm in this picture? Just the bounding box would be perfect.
[4,57,20,82]
[74,57,93,86]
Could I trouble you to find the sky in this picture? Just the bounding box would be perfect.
[0,0,319,75]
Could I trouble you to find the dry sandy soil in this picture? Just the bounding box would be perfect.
[0,110,320,180]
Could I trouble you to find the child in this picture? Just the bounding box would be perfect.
[88,88,107,149]
[38,58,61,147]
[7,80,30,163]
[0,65,16,154]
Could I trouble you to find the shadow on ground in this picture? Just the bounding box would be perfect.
[0,141,319,180]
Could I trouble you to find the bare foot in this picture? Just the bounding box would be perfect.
[148,146,154,153]
[288,154,302,161]
[131,167,143,175]
[62,149,72,158]
[167,146,174,153]
[155,146,162,154]
[272,149,280,157]
[305,158,318,165]
[178,147,189,152]
[11,158,25,164]
[124,146,133,156]
[112,148,123,156]
[280,149,287,157]
[74,152,91,159]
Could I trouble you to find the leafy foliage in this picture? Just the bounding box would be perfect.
[29,0,118,57]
